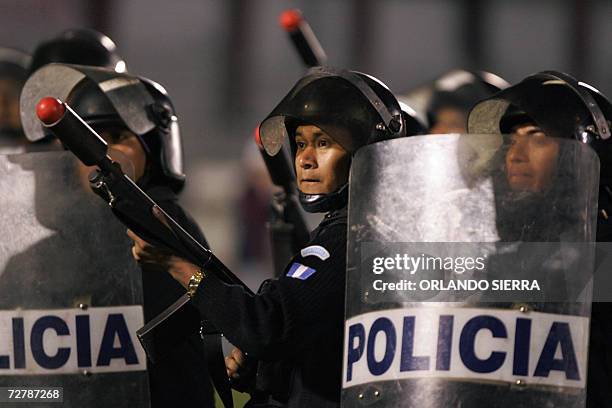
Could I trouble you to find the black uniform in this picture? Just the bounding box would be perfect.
[144,185,214,408]
[586,191,612,408]
[192,207,348,407]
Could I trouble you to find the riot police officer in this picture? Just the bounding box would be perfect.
[467,71,612,408]
[20,63,214,408]
[130,66,414,407]
[400,69,509,134]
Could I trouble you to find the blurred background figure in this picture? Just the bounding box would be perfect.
[0,47,30,152]
[6,28,127,152]
[28,27,126,74]
[399,69,509,134]
[236,140,274,287]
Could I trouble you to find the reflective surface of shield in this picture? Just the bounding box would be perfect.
[343,134,599,407]
[0,151,149,407]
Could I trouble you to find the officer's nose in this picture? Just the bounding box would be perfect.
[298,146,317,169]
[507,137,528,163]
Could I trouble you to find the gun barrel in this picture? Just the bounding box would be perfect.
[279,9,327,67]
[36,97,109,167]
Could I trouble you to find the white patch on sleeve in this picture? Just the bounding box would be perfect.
[300,245,330,261]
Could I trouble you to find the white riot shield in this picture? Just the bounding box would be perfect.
[343,134,599,407]
[0,151,149,407]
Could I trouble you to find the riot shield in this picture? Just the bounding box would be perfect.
[0,151,149,407]
[343,134,599,407]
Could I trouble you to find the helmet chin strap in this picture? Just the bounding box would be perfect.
[298,184,349,213]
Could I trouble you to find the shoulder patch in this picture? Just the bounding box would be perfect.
[300,245,330,261]
[286,262,317,280]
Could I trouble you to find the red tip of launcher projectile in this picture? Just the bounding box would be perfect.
[254,126,263,149]
[36,97,65,125]
[279,9,302,31]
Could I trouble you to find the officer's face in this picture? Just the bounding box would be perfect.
[429,107,466,134]
[99,128,147,181]
[77,127,147,186]
[295,125,350,194]
[505,123,559,193]
[0,78,23,131]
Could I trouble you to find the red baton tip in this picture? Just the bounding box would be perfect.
[279,9,302,31]
[36,97,65,125]
[254,125,263,149]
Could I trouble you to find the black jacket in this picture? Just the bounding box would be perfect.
[143,186,215,408]
[192,208,348,407]
[586,192,612,408]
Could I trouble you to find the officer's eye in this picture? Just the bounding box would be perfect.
[295,140,306,149]
[99,128,132,145]
[531,131,550,145]
[318,139,329,147]
[108,132,124,144]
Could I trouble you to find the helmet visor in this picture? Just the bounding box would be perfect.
[468,73,602,140]
[21,63,154,142]
[259,69,386,156]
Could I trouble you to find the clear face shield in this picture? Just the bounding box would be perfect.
[20,63,156,143]
[468,73,610,143]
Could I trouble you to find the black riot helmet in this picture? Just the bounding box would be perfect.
[20,63,185,192]
[468,71,611,179]
[29,28,126,74]
[468,71,612,239]
[399,100,428,138]
[259,66,421,213]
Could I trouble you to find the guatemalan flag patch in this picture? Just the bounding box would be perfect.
[286,262,317,280]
